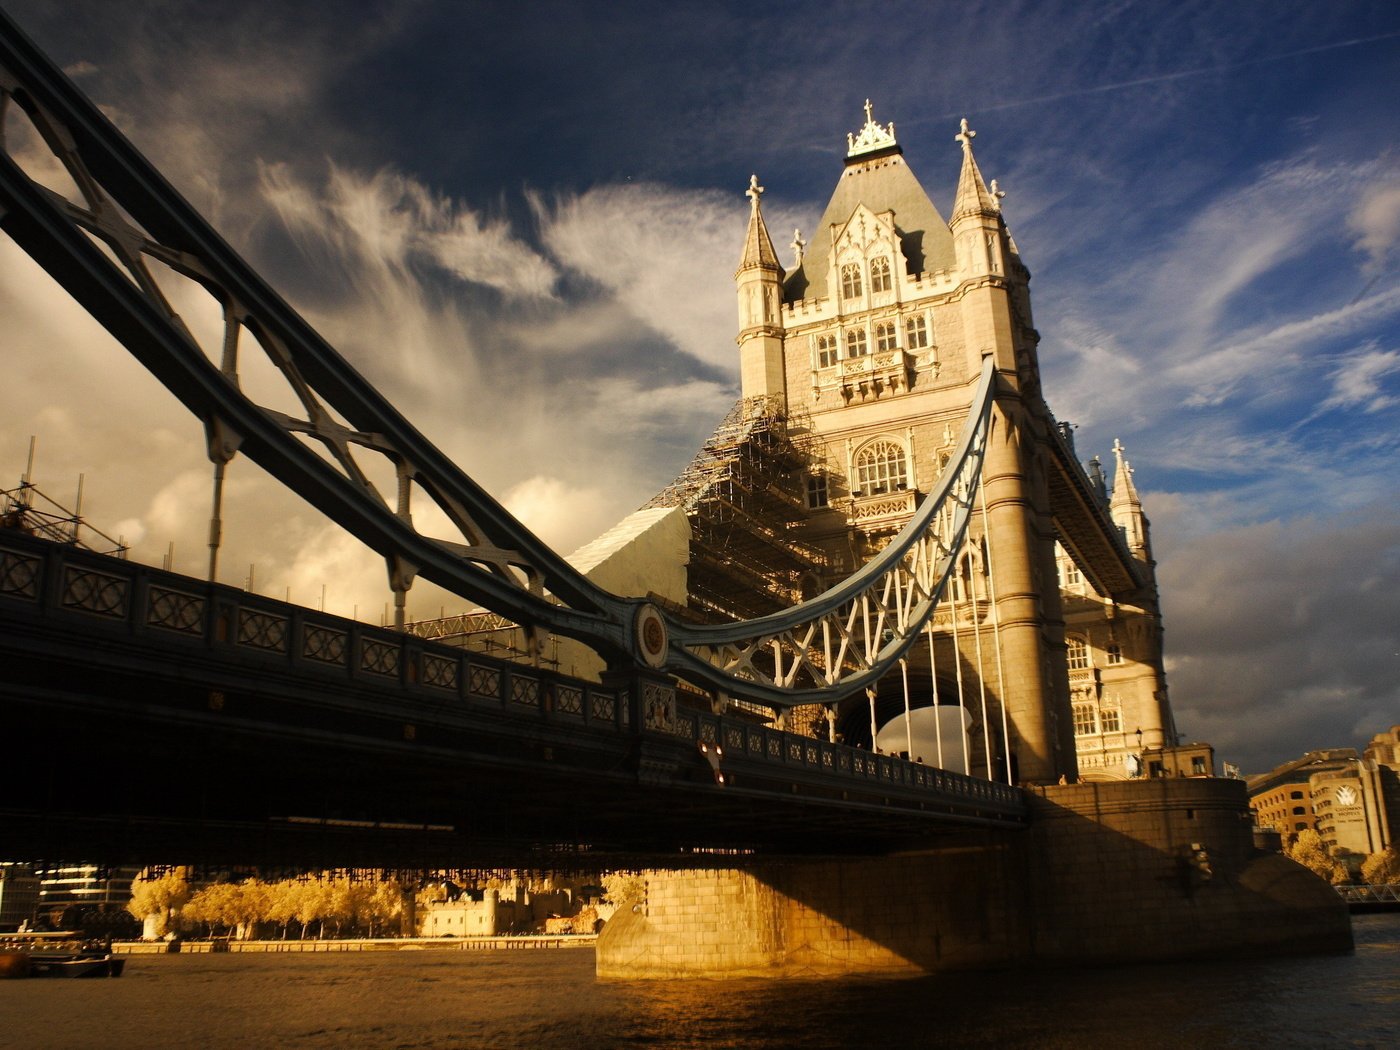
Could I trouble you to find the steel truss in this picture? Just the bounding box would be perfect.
[0,12,995,709]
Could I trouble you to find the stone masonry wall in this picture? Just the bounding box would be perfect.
[596,779,1351,979]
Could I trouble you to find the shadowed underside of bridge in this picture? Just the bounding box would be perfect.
[1,533,1024,868]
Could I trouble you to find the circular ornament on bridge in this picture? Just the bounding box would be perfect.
[634,603,669,670]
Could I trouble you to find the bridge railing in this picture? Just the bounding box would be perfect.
[1334,884,1400,905]
[1,528,1024,823]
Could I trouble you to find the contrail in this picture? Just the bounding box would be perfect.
[925,30,1400,120]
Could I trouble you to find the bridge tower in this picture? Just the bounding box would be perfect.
[746,104,1082,783]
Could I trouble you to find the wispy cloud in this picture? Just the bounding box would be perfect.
[1319,343,1400,414]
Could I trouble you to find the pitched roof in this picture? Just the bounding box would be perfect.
[783,151,956,302]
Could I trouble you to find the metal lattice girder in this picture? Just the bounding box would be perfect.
[670,359,996,706]
[0,13,632,656]
[0,11,995,708]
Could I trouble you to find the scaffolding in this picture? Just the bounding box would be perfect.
[0,480,128,558]
[645,395,831,622]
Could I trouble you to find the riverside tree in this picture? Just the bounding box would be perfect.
[1284,830,1349,884]
[126,867,192,936]
[1361,848,1400,885]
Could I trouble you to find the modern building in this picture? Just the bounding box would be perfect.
[1247,749,1359,836]
[0,863,41,931]
[1309,726,1400,873]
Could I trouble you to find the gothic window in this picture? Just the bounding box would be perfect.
[815,333,838,368]
[806,473,830,508]
[1063,560,1083,587]
[875,320,898,352]
[1067,635,1090,671]
[1105,643,1123,665]
[841,263,863,300]
[846,328,868,357]
[1072,704,1097,736]
[870,256,892,293]
[905,314,929,349]
[853,439,908,496]
[1100,707,1121,733]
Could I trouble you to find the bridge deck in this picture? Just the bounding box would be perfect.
[1,532,1024,865]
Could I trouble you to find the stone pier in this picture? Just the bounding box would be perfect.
[596,779,1351,979]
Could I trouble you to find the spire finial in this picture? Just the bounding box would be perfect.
[846,100,898,158]
[990,179,1006,210]
[791,228,806,265]
[956,117,976,151]
[746,173,764,211]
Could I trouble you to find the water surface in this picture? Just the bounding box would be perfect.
[2,915,1395,1048]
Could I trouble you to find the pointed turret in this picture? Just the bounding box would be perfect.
[734,174,787,405]
[951,118,1002,224]
[1109,439,1152,561]
[950,117,1006,278]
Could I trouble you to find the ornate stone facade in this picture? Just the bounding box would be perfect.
[729,105,1177,783]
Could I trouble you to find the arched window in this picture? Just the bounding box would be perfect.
[853,439,907,495]
[905,314,929,348]
[1067,635,1090,671]
[846,328,868,357]
[841,263,863,300]
[1072,704,1097,736]
[869,256,891,293]
[874,320,898,352]
[815,333,838,368]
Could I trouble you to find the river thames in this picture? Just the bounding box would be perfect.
[2,914,1396,1048]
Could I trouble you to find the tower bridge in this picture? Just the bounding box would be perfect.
[0,12,1350,976]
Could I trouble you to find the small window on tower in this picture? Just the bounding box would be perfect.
[870,256,892,293]
[1100,708,1121,733]
[1105,643,1123,665]
[905,314,929,349]
[1072,704,1097,736]
[1067,635,1090,670]
[846,328,868,357]
[806,473,830,508]
[1063,560,1082,587]
[841,263,863,300]
[815,333,838,368]
[875,321,898,352]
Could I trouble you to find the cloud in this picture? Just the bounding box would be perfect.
[531,184,738,373]
[1154,504,1400,773]
[1349,181,1400,271]
[1319,343,1400,414]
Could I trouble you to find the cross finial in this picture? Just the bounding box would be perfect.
[746,173,764,210]
[863,98,874,124]
[791,228,806,265]
[990,179,1006,209]
[956,117,976,150]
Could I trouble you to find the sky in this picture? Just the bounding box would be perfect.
[1,1,1397,774]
